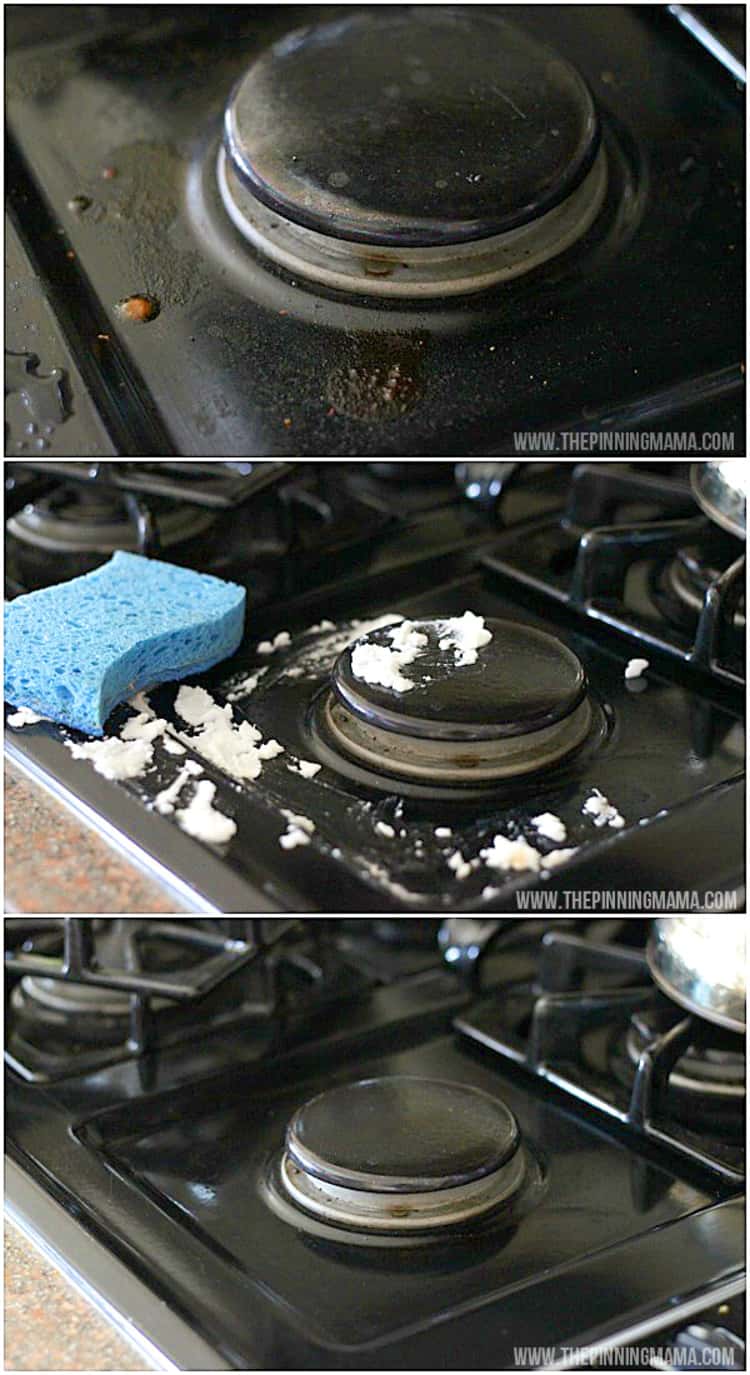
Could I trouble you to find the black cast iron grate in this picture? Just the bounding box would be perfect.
[482,463,745,687]
[456,928,745,1185]
[4,917,357,1081]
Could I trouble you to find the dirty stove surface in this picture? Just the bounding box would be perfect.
[5,5,745,456]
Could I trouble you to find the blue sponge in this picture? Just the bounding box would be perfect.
[4,551,246,736]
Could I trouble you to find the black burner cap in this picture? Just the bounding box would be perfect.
[224,8,600,247]
[334,617,587,741]
[286,1076,519,1192]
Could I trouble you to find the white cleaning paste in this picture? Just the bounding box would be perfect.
[121,711,169,744]
[279,810,315,850]
[226,666,268,701]
[434,826,453,839]
[175,779,236,844]
[174,685,283,781]
[447,849,473,881]
[531,812,567,843]
[257,631,291,654]
[625,658,649,681]
[375,820,395,838]
[350,619,428,693]
[438,611,493,666]
[126,696,185,753]
[289,758,322,778]
[582,788,625,829]
[480,834,541,873]
[6,706,47,726]
[154,760,204,815]
[65,698,170,780]
[540,847,579,871]
[67,735,155,780]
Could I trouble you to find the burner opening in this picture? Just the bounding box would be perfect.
[654,544,746,632]
[6,482,217,588]
[611,1004,746,1137]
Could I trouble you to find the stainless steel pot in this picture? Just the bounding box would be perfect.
[647,917,746,1033]
[691,461,747,539]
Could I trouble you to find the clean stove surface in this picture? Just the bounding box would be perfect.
[6,5,744,455]
[4,924,745,1370]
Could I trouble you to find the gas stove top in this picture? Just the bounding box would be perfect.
[5,5,745,456]
[4,917,745,1370]
[4,460,745,913]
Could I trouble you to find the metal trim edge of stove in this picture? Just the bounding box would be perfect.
[4,1159,231,1372]
[3,738,282,916]
[541,1272,746,1372]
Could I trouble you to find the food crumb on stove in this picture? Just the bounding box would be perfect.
[582,788,625,829]
[531,812,567,843]
[280,810,316,850]
[434,826,452,839]
[482,885,500,901]
[116,293,160,323]
[480,834,541,872]
[375,820,396,838]
[624,657,649,681]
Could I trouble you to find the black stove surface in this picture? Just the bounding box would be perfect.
[4,461,745,914]
[4,918,745,1370]
[5,5,744,456]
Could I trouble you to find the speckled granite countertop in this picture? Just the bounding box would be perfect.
[5,761,192,913]
[5,1220,153,1371]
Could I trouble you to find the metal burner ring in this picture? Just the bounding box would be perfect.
[323,692,592,783]
[280,1147,525,1232]
[218,145,607,299]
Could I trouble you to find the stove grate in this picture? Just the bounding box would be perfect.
[456,928,745,1184]
[4,918,357,1080]
[482,462,745,687]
